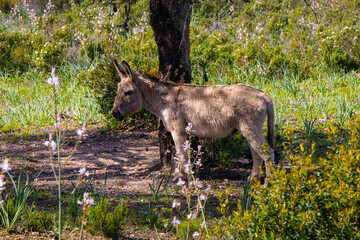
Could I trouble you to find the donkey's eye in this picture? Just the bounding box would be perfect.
[124,91,133,96]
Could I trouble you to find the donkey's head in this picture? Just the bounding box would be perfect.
[112,60,142,121]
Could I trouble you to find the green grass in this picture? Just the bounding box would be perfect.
[0,64,103,132]
[194,66,360,130]
[1,62,359,134]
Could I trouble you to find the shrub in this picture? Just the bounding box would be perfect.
[86,198,128,239]
[23,205,54,232]
[208,116,360,239]
[0,0,14,12]
[201,132,251,169]
[79,59,157,129]
[135,207,173,231]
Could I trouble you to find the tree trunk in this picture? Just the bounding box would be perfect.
[149,0,192,168]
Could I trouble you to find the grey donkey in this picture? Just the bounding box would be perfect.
[112,60,275,181]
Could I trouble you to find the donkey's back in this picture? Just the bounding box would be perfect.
[166,84,273,139]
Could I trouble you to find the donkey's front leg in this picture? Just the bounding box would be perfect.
[170,131,188,180]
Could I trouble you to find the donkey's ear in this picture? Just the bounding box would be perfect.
[121,61,133,79]
[113,59,127,80]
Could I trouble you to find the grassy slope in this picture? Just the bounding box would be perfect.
[0,0,359,133]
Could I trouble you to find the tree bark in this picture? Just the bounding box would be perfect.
[149,0,192,168]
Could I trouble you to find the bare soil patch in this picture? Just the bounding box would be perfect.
[0,123,252,239]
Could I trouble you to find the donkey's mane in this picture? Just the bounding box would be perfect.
[139,71,161,82]
[138,70,210,87]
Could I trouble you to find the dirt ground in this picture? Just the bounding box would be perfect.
[0,122,252,239]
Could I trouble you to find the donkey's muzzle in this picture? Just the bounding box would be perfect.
[112,109,124,121]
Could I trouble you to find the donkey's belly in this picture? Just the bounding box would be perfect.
[194,126,235,138]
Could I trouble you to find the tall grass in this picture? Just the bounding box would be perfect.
[196,66,360,130]
[1,61,359,134]
[0,64,102,132]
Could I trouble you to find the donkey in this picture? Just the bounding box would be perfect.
[112,60,275,181]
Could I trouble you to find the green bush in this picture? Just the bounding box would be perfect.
[0,0,14,12]
[209,116,360,239]
[86,198,128,239]
[134,207,173,231]
[201,133,251,169]
[0,32,33,72]
[177,219,201,240]
[23,205,54,232]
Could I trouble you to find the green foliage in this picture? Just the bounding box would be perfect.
[201,132,251,169]
[0,170,38,231]
[79,59,157,129]
[1,0,360,133]
[0,31,38,72]
[86,198,128,239]
[23,205,54,232]
[0,65,102,132]
[177,219,201,240]
[134,207,173,231]
[216,188,230,216]
[148,170,172,203]
[191,0,360,76]
[0,0,14,12]
[208,116,360,239]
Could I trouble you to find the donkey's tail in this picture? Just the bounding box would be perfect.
[267,101,275,150]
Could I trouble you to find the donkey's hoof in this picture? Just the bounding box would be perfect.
[247,173,261,182]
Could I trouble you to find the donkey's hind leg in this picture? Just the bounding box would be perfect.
[240,126,275,181]
[248,146,262,180]
[170,131,188,180]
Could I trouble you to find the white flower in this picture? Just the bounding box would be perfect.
[78,165,89,177]
[0,175,6,191]
[184,163,194,174]
[50,140,57,151]
[0,159,11,172]
[200,194,207,201]
[172,199,181,208]
[172,216,180,226]
[82,192,95,205]
[47,67,59,87]
[77,129,84,137]
[194,159,202,167]
[181,185,188,195]
[47,76,59,87]
[45,139,57,151]
[66,106,71,116]
[184,163,190,173]
[204,185,212,194]
[77,200,83,205]
[0,176,5,186]
[183,140,191,152]
[193,231,200,238]
[85,197,95,205]
[185,122,193,133]
[177,179,185,186]
[77,123,87,137]
[229,5,235,14]
[187,211,196,220]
